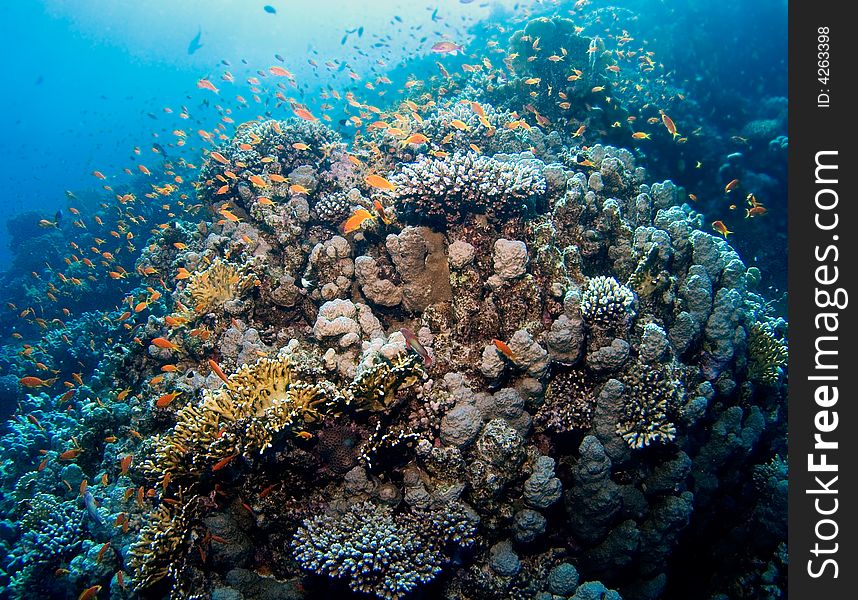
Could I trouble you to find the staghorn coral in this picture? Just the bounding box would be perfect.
[293,500,477,600]
[746,322,788,385]
[388,152,547,225]
[185,257,256,315]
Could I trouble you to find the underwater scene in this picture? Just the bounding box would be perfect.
[0,0,788,598]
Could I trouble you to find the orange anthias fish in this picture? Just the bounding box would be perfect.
[431,41,464,55]
[77,585,102,600]
[212,453,238,472]
[492,338,517,361]
[208,359,232,387]
[197,78,219,94]
[660,110,679,138]
[711,220,734,237]
[210,151,230,165]
[155,391,181,408]
[151,337,179,350]
[119,454,132,475]
[341,208,375,234]
[19,376,57,388]
[293,107,318,122]
[364,174,396,191]
[725,179,740,193]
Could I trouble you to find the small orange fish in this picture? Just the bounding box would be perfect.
[293,107,318,122]
[96,542,111,563]
[197,78,219,93]
[209,359,231,386]
[711,220,733,237]
[120,454,132,475]
[725,179,740,193]
[20,375,57,389]
[660,111,679,138]
[292,143,310,150]
[631,132,651,140]
[155,391,181,408]
[212,453,238,472]
[59,448,83,461]
[77,585,102,600]
[364,174,396,191]
[289,184,310,195]
[210,151,230,165]
[492,338,517,361]
[151,337,178,350]
[745,206,768,218]
[341,208,375,234]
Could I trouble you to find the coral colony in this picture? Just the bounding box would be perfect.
[0,14,787,600]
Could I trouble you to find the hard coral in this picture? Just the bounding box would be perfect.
[389,152,547,225]
[746,322,787,385]
[293,500,477,600]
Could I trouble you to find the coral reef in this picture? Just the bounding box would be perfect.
[0,12,788,600]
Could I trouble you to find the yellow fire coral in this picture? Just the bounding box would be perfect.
[133,348,425,592]
[146,350,424,485]
[185,257,256,315]
[127,491,203,593]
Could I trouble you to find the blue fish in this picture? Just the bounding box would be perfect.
[263,4,276,14]
[83,490,104,527]
[187,27,203,55]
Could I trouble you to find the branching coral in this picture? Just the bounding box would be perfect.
[535,369,596,433]
[580,276,635,327]
[5,494,83,598]
[747,322,788,385]
[616,364,684,449]
[127,492,206,594]
[388,152,546,225]
[293,500,477,600]
[185,257,256,315]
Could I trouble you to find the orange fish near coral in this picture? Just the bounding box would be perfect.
[212,453,238,472]
[293,107,318,122]
[151,337,179,351]
[197,78,219,94]
[660,110,679,138]
[492,339,517,361]
[364,174,396,191]
[120,454,132,475]
[711,220,733,237]
[400,327,432,366]
[155,391,181,408]
[77,585,102,600]
[19,376,57,388]
[341,208,375,234]
[208,359,231,387]
[725,179,740,193]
